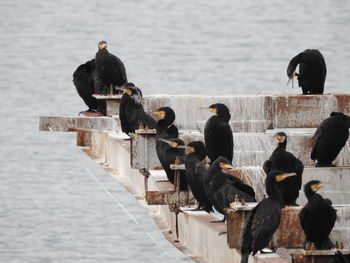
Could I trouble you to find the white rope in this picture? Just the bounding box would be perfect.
[84,167,173,259]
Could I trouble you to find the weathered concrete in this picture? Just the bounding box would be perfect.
[130,130,350,168]
[137,94,350,130]
[39,116,117,132]
[40,94,350,263]
[93,94,122,116]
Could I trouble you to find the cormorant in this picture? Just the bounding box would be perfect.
[263,132,304,206]
[119,83,156,135]
[299,180,337,249]
[153,107,179,139]
[204,103,233,163]
[73,59,105,116]
[311,112,350,167]
[205,157,255,222]
[184,141,213,213]
[157,138,188,190]
[94,41,128,94]
[286,49,327,95]
[240,170,297,263]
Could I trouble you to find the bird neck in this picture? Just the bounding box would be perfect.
[156,119,168,132]
[277,141,287,149]
[217,111,231,122]
[266,178,283,203]
[305,187,316,200]
[164,113,175,126]
[187,151,206,162]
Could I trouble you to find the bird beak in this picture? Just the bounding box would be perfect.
[219,162,234,169]
[124,89,132,95]
[276,172,297,182]
[158,138,178,148]
[185,146,195,154]
[150,110,165,121]
[275,136,286,143]
[116,87,126,91]
[208,107,217,113]
[311,183,324,192]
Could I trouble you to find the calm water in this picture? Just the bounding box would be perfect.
[1,0,350,262]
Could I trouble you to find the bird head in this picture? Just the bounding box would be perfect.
[186,141,207,157]
[274,131,287,144]
[305,180,324,193]
[207,103,231,121]
[151,107,175,123]
[98,40,107,50]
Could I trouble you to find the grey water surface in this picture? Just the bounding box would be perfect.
[1,0,350,262]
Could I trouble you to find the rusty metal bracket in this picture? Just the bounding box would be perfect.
[225,204,305,249]
[291,249,350,263]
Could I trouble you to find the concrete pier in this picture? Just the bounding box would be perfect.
[40,94,350,263]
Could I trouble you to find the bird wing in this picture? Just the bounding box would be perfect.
[311,117,333,160]
[294,158,304,189]
[109,53,128,83]
[73,60,98,110]
[167,125,179,138]
[299,206,308,231]
[231,181,256,201]
[241,203,260,255]
[205,121,233,162]
[262,160,271,175]
[195,162,207,184]
[119,95,133,134]
[328,205,337,230]
[251,200,281,254]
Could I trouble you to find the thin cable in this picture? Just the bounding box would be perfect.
[84,167,173,259]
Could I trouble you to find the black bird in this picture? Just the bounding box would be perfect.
[184,141,213,213]
[334,251,350,263]
[157,138,188,190]
[240,170,297,263]
[73,59,104,116]
[205,157,255,222]
[119,82,138,134]
[311,112,350,167]
[204,103,233,163]
[299,180,337,250]
[119,84,156,135]
[153,107,179,139]
[286,49,327,95]
[154,107,180,183]
[263,132,304,206]
[94,41,128,95]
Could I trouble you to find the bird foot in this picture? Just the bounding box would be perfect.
[210,217,226,223]
[185,207,203,212]
[259,248,274,254]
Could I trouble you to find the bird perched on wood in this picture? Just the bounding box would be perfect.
[205,156,255,222]
[299,180,337,250]
[118,83,156,135]
[311,112,350,167]
[73,59,104,116]
[240,170,297,263]
[204,103,233,163]
[286,49,327,95]
[94,41,127,113]
[263,132,304,206]
[184,141,213,213]
[157,138,188,190]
